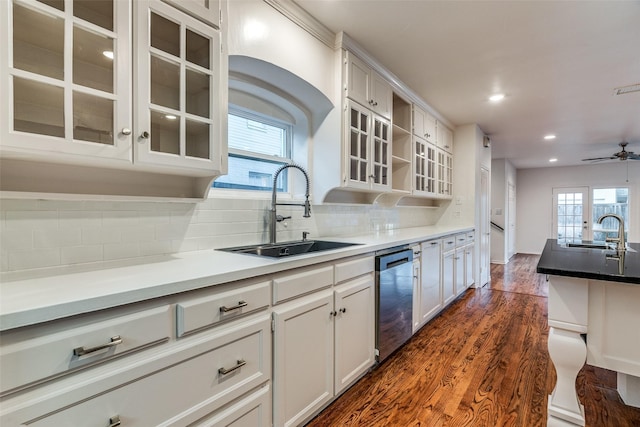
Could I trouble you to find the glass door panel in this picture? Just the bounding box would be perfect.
[73,0,114,31]
[13,77,65,137]
[347,103,369,185]
[553,187,589,241]
[13,3,64,80]
[73,26,114,93]
[592,188,629,241]
[73,92,113,144]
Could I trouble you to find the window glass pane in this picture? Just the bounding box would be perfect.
[592,188,629,241]
[74,26,114,93]
[214,155,288,191]
[227,114,287,157]
[13,3,64,80]
[214,112,291,191]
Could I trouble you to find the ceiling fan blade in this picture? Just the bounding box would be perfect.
[581,156,616,161]
[628,154,640,160]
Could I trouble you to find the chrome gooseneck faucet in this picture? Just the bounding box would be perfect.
[270,164,311,244]
[597,213,626,251]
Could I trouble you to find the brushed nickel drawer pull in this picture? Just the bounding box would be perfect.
[109,415,121,427]
[218,359,246,375]
[220,300,248,313]
[73,335,123,356]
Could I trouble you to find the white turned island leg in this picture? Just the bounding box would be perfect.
[547,327,587,426]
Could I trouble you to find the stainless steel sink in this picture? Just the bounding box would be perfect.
[218,240,361,258]
[564,242,612,250]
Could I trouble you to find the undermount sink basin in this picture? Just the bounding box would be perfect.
[564,242,613,250]
[218,240,361,258]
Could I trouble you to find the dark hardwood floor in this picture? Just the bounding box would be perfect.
[306,254,640,427]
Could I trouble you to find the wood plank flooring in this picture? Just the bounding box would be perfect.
[305,254,640,427]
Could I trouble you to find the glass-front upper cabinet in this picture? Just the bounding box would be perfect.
[1,0,132,161]
[134,0,224,173]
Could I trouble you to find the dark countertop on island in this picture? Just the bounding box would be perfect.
[537,239,640,284]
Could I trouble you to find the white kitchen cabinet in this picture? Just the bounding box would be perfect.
[344,50,392,119]
[344,99,391,192]
[413,105,436,145]
[334,273,375,394]
[463,232,475,290]
[412,246,422,333]
[437,122,454,153]
[272,255,375,426]
[455,246,465,296]
[2,314,271,426]
[419,239,442,325]
[0,305,171,395]
[413,136,437,196]
[437,148,453,197]
[442,236,456,306]
[162,0,221,28]
[0,0,227,198]
[272,289,334,427]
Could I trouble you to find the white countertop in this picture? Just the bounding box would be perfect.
[0,225,473,331]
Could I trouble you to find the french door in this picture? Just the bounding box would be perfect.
[552,187,590,241]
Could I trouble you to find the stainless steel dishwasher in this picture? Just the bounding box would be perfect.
[375,246,414,362]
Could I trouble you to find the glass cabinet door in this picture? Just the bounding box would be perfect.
[134,0,222,172]
[2,0,132,160]
[345,100,371,189]
[371,115,390,191]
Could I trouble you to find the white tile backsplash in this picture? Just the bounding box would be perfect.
[0,196,441,273]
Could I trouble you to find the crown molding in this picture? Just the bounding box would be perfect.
[264,0,336,48]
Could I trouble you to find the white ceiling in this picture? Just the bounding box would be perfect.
[294,0,640,169]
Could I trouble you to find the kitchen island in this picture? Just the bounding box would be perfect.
[537,239,640,426]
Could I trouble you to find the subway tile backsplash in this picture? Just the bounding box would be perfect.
[0,197,441,274]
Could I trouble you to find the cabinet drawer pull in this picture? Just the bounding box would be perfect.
[73,335,123,356]
[430,242,438,246]
[109,415,121,427]
[414,250,422,256]
[218,359,246,375]
[219,300,248,313]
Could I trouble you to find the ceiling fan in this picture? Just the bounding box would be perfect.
[582,142,640,162]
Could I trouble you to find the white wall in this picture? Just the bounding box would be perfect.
[517,161,640,254]
[491,158,516,263]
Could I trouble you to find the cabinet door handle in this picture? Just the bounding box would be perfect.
[339,307,346,314]
[121,128,131,136]
[140,131,150,139]
[220,300,248,313]
[330,310,337,317]
[218,359,246,375]
[414,250,422,256]
[109,415,121,427]
[73,335,123,356]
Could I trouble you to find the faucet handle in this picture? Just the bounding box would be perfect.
[302,231,311,241]
[276,215,291,222]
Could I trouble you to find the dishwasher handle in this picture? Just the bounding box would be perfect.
[377,249,413,271]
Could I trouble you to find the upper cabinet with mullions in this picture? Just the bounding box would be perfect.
[0,0,227,197]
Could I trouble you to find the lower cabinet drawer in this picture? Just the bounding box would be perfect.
[24,316,271,427]
[176,280,270,337]
[0,305,171,395]
[273,265,333,304]
[194,383,271,427]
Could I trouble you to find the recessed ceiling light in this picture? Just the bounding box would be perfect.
[489,94,505,102]
[102,50,114,60]
[549,158,558,163]
[165,114,177,120]
[544,134,556,140]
